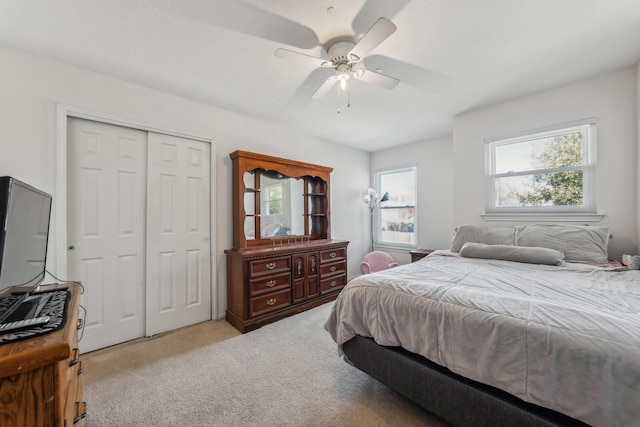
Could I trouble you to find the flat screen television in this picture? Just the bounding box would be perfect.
[0,176,52,324]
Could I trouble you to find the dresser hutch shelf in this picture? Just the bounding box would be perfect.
[225,150,348,333]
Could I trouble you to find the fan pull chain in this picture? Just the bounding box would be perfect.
[337,84,351,113]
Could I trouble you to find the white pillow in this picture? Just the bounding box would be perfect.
[515,224,608,264]
[459,242,564,266]
[450,225,516,252]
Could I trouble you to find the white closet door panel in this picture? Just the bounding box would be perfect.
[146,132,211,336]
[67,118,147,352]
[82,258,104,326]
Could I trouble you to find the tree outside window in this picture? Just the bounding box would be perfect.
[486,121,596,213]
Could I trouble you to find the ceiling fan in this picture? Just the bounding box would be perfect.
[274,18,400,100]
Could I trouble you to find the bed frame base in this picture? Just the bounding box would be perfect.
[342,336,588,427]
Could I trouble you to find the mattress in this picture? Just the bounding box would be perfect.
[325,252,640,427]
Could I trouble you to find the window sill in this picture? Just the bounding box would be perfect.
[481,212,604,222]
[373,243,418,251]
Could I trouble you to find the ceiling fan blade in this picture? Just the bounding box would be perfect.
[363,55,451,93]
[286,68,337,108]
[348,18,397,62]
[167,0,318,49]
[352,0,410,36]
[275,48,330,68]
[311,76,338,99]
[355,69,399,90]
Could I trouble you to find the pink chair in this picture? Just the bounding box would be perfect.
[360,251,400,274]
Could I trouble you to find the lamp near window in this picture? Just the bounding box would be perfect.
[363,188,389,251]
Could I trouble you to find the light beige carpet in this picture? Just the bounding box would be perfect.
[82,302,451,427]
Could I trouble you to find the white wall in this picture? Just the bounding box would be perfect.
[453,67,638,261]
[637,61,640,248]
[0,46,370,318]
[371,135,454,264]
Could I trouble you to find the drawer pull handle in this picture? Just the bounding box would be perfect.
[266,279,276,287]
[330,280,337,287]
[74,402,87,424]
[266,262,276,270]
[330,266,337,272]
[329,252,336,258]
[76,318,84,330]
[69,348,80,367]
[266,298,277,306]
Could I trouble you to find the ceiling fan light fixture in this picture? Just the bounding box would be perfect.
[274,17,399,105]
[336,63,351,90]
[353,68,365,79]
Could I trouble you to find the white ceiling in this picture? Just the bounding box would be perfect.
[1,0,639,152]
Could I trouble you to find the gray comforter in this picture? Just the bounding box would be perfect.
[325,252,640,427]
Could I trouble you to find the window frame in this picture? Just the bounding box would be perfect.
[374,166,418,249]
[484,118,599,220]
[262,182,283,216]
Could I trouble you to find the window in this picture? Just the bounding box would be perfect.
[375,167,417,247]
[485,119,596,215]
[263,183,283,215]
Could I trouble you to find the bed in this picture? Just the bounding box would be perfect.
[325,224,640,427]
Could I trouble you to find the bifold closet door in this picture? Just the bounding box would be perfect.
[67,118,147,352]
[68,120,212,352]
[145,132,211,336]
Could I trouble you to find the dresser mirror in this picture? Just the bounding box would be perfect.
[243,169,305,240]
[230,150,332,250]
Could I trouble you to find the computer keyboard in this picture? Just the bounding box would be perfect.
[0,316,50,332]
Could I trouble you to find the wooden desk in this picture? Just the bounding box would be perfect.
[0,283,86,426]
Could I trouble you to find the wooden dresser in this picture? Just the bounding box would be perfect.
[0,283,86,426]
[225,151,349,332]
[226,240,348,332]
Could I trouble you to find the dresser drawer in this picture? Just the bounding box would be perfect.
[249,289,291,318]
[65,346,81,383]
[320,248,346,263]
[65,360,85,425]
[319,260,346,277]
[249,256,291,278]
[320,274,347,294]
[250,272,291,296]
[63,324,84,424]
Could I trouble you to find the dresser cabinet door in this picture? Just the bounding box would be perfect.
[292,252,320,303]
[0,366,55,426]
